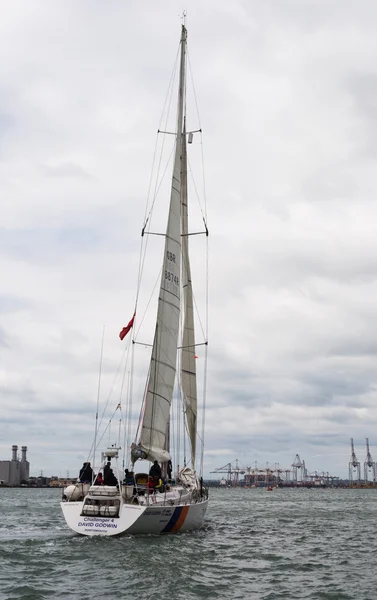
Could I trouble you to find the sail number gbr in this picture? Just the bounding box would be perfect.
[165,250,179,293]
[165,270,179,285]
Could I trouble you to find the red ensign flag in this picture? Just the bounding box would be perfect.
[119,313,135,341]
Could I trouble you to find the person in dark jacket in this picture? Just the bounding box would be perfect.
[103,461,111,482]
[103,462,118,487]
[123,470,135,485]
[149,460,162,479]
[79,462,94,483]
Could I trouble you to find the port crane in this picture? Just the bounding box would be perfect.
[211,459,246,486]
[364,438,376,483]
[348,438,361,483]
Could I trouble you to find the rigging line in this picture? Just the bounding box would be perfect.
[151,136,179,217]
[117,417,122,447]
[187,51,208,222]
[176,381,181,472]
[148,324,159,453]
[148,54,178,220]
[136,141,175,308]
[180,221,206,343]
[142,329,179,455]
[122,398,127,469]
[199,235,209,478]
[136,58,185,441]
[192,290,206,342]
[134,362,150,443]
[144,328,181,393]
[171,376,176,468]
[205,230,209,344]
[118,334,132,405]
[135,266,163,339]
[199,343,208,478]
[187,49,202,130]
[135,235,146,308]
[177,362,187,468]
[154,143,177,200]
[136,51,179,305]
[200,132,208,224]
[188,46,208,222]
[142,44,179,226]
[144,142,176,227]
[93,341,129,444]
[118,342,132,467]
[180,382,197,470]
[125,368,133,467]
[142,132,160,228]
[158,44,180,132]
[180,386,186,467]
[122,372,128,468]
[87,336,121,463]
[176,291,184,467]
[133,310,180,449]
[96,403,123,449]
[187,155,207,225]
[129,334,139,449]
[92,325,105,469]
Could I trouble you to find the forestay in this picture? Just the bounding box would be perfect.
[138,26,187,463]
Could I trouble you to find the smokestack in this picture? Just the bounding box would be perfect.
[21,446,27,462]
[12,445,18,461]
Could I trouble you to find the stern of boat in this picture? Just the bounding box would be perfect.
[60,499,146,537]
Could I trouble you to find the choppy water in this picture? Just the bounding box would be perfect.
[0,487,376,599]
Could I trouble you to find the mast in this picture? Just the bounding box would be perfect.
[176,24,186,149]
[134,25,187,464]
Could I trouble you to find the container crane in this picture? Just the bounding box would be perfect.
[364,438,376,483]
[211,459,246,486]
[348,438,361,483]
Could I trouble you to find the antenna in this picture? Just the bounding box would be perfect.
[93,326,105,478]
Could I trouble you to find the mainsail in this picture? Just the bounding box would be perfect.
[137,26,187,464]
[181,123,197,468]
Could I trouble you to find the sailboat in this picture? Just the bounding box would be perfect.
[60,23,209,536]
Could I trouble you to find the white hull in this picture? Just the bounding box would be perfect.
[61,497,208,536]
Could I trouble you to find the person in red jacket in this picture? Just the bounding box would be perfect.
[147,476,157,492]
[95,472,104,486]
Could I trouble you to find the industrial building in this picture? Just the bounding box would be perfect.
[0,445,30,486]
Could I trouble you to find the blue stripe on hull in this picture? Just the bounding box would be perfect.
[161,506,183,533]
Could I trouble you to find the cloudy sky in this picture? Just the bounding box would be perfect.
[1,0,377,480]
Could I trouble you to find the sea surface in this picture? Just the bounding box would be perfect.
[0,487,376,600]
